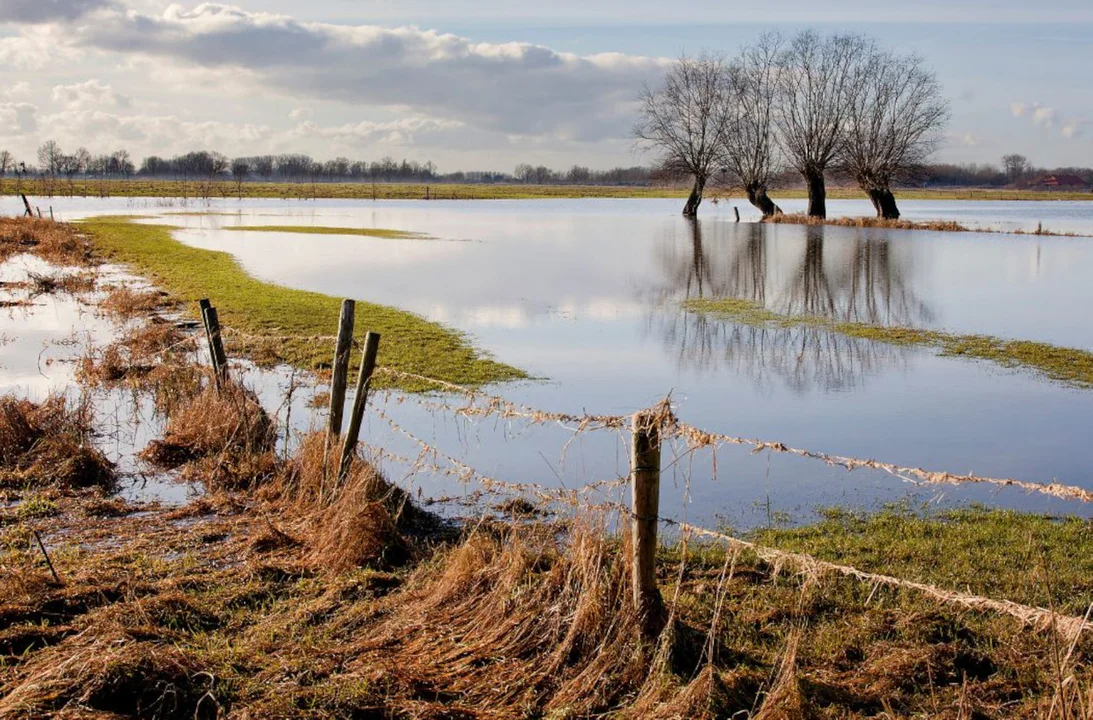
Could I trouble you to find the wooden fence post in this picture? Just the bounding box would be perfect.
[21,194,32,217]
[337,332,380,485]
[200,302,229,387]
[631,410,663,634]
[326,299,356,442]
[322,300,356,497]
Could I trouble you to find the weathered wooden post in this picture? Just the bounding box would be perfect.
[631,410,663,634]
[337,332,381,485]
[199,301,229,387]
[199,299,220,384]
[321,300,355,496]
[21,194,32,217]
[326,299,356,441]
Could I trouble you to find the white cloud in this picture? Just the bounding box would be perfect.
[62,3,668,143]
[0,102,37,135]
[1062,119,1089,139]
[51,79,131,110]
[288,107,311,121]
[1010,101,1029,118]
[0,81,30,100]
[1032,106,1056,128]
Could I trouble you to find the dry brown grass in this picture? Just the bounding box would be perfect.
[0,395,115,491]
[270,432,431,572]
[99,285,172,318]
[25,270,97,296]
[141,380,277,490]
[0,218,96,266]
[767,213,970,233]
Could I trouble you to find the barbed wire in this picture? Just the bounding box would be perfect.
[358,411,1093,640]
[373,366,1093,505]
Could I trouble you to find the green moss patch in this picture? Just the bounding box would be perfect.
[79,217,524,390]
[684,297,1093,388]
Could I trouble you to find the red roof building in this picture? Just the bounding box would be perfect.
[1034,174,1089,189]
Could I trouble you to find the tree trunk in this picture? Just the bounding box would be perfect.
[804,169,827,218]
[746,184,782,218]
[866,187,900,220]
[682,176,706,217]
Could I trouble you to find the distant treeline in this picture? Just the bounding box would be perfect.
[0,141,1087,189]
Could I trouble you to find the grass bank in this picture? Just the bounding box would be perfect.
[767,212,1085,237]
[9,177,1093,202]
[79,217,524,388]
[225,225,431,239]
[684,296,1093,388]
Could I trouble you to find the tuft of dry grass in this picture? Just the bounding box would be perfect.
[25,270,97,296]
[271,432,430,572]
[767,212,971,233]
[141,380,278,490]
[100,285,172,318]
[0,217,97,266]
[0,395,115,491]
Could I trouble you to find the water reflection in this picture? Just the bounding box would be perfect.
[647,221,932,392]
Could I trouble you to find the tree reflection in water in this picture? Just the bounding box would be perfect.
[645,220,935,393]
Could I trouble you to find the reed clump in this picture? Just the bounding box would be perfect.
[767,213,970,233]
[270,432,432,572]
[0,395,115,491]
[0,217,96,266]
[100,285,172,318]
[141,380,277,490]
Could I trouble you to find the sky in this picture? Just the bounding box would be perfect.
[0,0,1090,173]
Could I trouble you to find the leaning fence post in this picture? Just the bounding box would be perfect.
[631,410,663,634]
[322,300,356,496]
[21,194,32,217]
[200,302,229,387]
[338,332,381,485]
[326,299,356,441]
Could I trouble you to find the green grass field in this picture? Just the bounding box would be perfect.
[80,217,524,389]
[8,177,1093,203]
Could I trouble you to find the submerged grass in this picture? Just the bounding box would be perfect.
[225,225,431,239]
[684,296,1093,388]
[79,217,524,389]
[767,212,1085,237]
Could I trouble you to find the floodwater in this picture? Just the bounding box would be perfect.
[6,194,1093,527]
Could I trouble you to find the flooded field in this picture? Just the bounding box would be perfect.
[6,195,1093,527]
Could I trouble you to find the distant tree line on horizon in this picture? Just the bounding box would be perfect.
[0,141,1087,197]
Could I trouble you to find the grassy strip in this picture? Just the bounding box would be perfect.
[224,225,431,239]
[767,212,1085,237]
[684,296,1093,387]
[79,217,525,389]
[750,505,1093,615]
[8,177,1093,202]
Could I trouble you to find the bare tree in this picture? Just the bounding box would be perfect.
[775,31,869,218]
[37,140,63,179]
[841,49,949,219]
[231,158,250,193]
[635,53,735,216]
[0,151,11,194]
[723,33,785,218]
[1002,153,1029,184]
